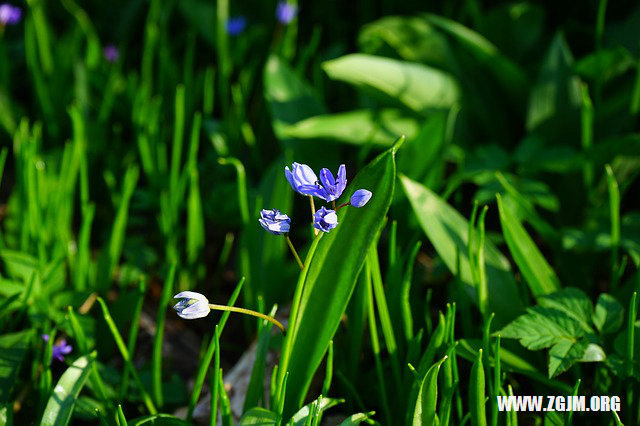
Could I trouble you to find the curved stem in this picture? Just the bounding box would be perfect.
[285,234,304,270]
[335,202,350,212]
[209,304,285,333]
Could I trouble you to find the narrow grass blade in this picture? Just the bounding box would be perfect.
[413,355,447,426]
[152,264,176,407]
[117,404,128,426]
[605,165,620,289]
[496,194,561,297]
[187,278,244,420]
[96,298,156,414]
[470,349,487,426]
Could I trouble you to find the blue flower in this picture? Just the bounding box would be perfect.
[285,163,319,196]
[276,1,297,24]
[42,335,73,363]
[316,164,347,202]
[173,291,211,319]
[226,16,246,36]
[259,209,291,235]
[0,3,21,25]
[350,189,372,207]
[313,207,338,233]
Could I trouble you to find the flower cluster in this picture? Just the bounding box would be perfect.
[260,162,372,237]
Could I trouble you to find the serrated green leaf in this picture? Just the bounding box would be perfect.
[41,353,95,426]
[400,175,522,325]
[238,407,279,426]
[538,288,593,333]
[548,338,588,378]
[0,329,33,403]
[496,194,561,298]
[497,307,584,350]
[281,141,398,417]
[593,293,624,334]
[323,54,460,113]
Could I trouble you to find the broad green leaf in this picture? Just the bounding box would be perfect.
[288,397,342,426]
[238,407,279,425]
[497,307,584,350]
[496,194,561,297]
[593,293,624,334]
[397,110,451,187]
[323,54,460,113]
[129,414,191,426]
[526,33,581,133]
[0,330,33,403]
[574,47,634,82]
[413,356,447,426]
[424,13,528,106]
[339,412,374,425]
[282,109,419,147]
[41,353,95,426]
[359,15,451,67]
[401,175,522,325]
[282,140,399,417]
[264,55,325,140]
[538,288,593,331]
[548,338,588,378]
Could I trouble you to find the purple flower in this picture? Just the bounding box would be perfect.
[285,163,319,197]
[259,209,291,235]
[0,3,21,25]
[52,340,73,362]
[313,207,338,233]
[350,189,372,207]
[276,1,297,24]
[103,45,119,63]
[317,165,347,202]
[226,16,246,36]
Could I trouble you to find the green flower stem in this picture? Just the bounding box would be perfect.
[285,234,304,270]
[309,195,318,236]
[208,304,285,333]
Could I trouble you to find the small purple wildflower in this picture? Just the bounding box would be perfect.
[313,207,338,233]
[276,1,297,24]
[226,16,247,36]
[103,45,119,63]
[52,340,73,362]
[42,335,72,363]
[350,189,372,207]
[0,3,21,25]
